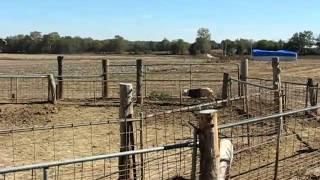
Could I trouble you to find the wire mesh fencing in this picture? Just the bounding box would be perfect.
[0,75,49,103]
[247,77,319,111]
[0,142,194,180]
[0,118,142,168]
[217,105,320,180]
[1,104,320,179]
[144,63,239,101]
[0,58,240,104]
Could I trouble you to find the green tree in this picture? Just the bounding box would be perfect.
[28,31,43,53]
[0,38,7,52]
[316,35,320,48]
[235,39,251,55]
[171,39,189,55]
[42,32,60,53]
[195,28,211,54]
[210,40,220,49]
[254,40,279,50]
[109,35,128,54]
[157,38,171,51]
[221,39,236,56]
[286,31,314,54]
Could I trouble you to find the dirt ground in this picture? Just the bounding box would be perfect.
[0,54,320,179]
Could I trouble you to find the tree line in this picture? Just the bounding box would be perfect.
[0,29,319,55]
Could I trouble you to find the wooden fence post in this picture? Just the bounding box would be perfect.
[272,57,283,180]
[272,57,283,115]
[136,59,143,105]
[198,109,219,180]
[306,78,318,116]
[222,73,230,107]
[119,83,135,179]
[240,59,248,85]
[102,59,110,98]
[240,59,248,110]
[48,74,57,104]
[57,56,64,99]
[307,78,317,106]
[240,59,250,146]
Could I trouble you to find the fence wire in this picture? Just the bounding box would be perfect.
[0,59,239,103]
[0,76,49,103]
[1,105,320,179]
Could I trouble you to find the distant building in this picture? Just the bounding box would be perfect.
[252,49,297,61]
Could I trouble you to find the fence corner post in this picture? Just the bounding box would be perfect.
[57,56,64,100]
[119,83,135,179]
[136,59,144,105]
[102,59,110,98]
[198,109,219,180]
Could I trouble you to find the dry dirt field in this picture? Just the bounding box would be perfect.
[0,53,320,179]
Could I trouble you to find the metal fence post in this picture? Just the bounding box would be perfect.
[57,56,64,99]
[240,59,248,111]
[136,59,143,105]
[139,112,145,180]
[43,167,49,180]
[102,59,109,98]
[191,129,198,180]
[198,109,219,180]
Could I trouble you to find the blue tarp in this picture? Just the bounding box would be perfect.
[253,49,297,57]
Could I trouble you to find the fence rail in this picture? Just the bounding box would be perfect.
[1,105,320,179]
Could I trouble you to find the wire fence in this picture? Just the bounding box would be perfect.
[248,77,320,111]
[0,60,240,104]
[0,82,274,169]
[219,105,320,180]
[0,75,49,103]
[1,104,320,179]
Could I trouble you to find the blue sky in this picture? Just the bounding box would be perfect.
[1,0,319,42]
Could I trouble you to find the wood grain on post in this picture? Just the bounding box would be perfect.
[57,56,64,99]
[222,73,230,107]
[198,109,220,180]
[102,59,109,98]
[273,57,283,180]
[119,83,134,180]
[272,57,283,129]
[136,59,143,105]
[272,57,281,110]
